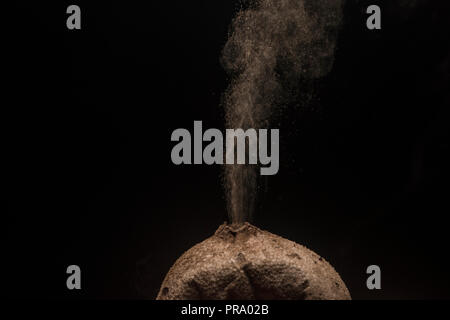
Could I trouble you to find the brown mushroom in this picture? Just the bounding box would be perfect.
[157,223,351,300]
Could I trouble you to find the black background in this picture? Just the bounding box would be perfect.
[6,0,450,299]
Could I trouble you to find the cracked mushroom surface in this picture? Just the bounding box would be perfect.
[157,223,351,300]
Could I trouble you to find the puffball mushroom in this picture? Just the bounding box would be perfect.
[157,223,351,300]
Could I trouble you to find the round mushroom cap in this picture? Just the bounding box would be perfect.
[157,222,351,300]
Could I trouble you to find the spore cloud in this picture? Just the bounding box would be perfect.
[222,0,345,223]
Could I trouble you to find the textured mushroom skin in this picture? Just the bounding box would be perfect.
[157,223,351,300]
